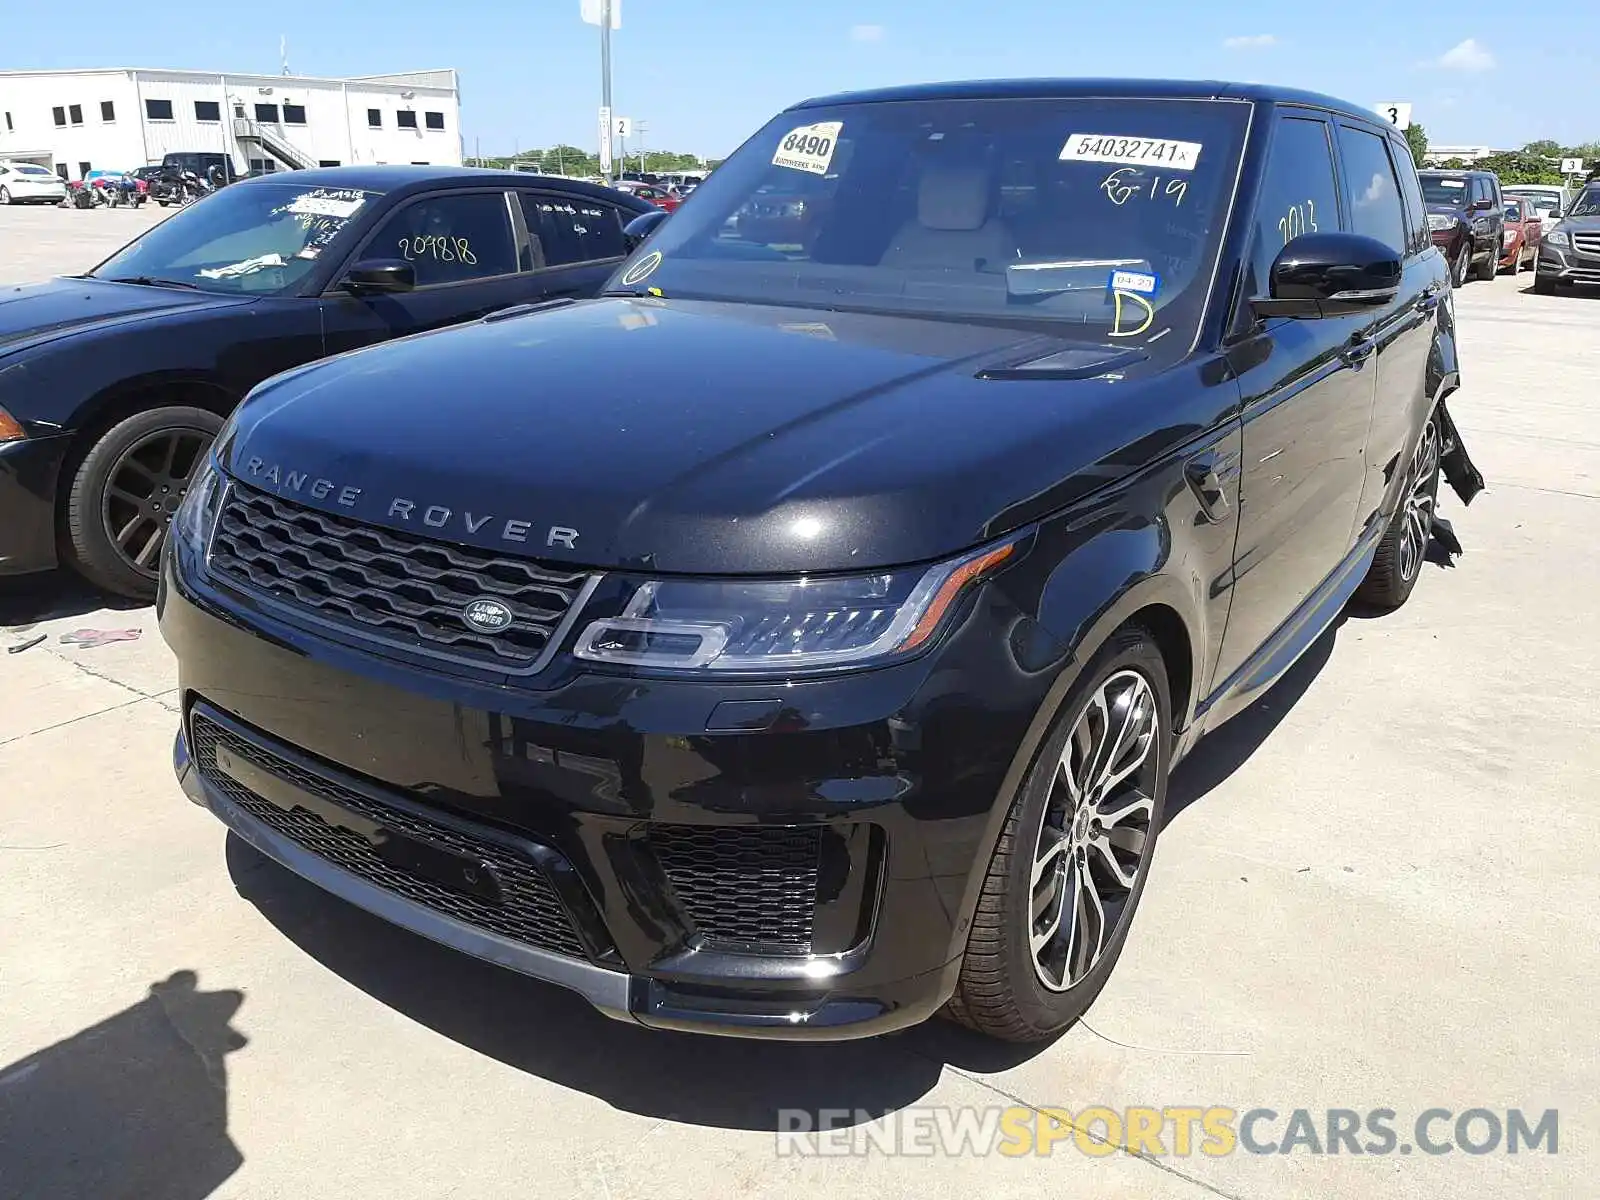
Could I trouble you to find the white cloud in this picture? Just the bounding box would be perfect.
[849,23,885,42]
[1431,38,1495,71]
[1222,34,1276,50]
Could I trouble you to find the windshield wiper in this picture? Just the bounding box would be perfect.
[103,276,202,290]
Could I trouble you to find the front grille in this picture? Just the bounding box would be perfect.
[191,714,589,958]
[1571,232,1600,258]
[652,825,821,953]
[209,483,591,671]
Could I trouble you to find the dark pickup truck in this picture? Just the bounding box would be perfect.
[161,80,1482,1043]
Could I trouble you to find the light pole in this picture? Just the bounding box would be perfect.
[636,119,649,176]
[600,0,614,185]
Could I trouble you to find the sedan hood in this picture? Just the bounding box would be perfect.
[220,298,1169,574]
[0,276,248,359]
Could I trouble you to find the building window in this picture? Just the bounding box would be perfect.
[233,104,245,118]
[55,163,69,179]
[282,103,306,125]
[100,101,115,122]
[69,104,83,125]
[424,111,445,131]
[319,159,341,167]
[3,112,11,131]
[411,160,429,165]
[254,103,279,123]
[195,100,221,122]
[367,108,382,128]
[145,98,174,121]
[396,110,418,130]
[78,161,92,179]
[248,158,277,174]
[52,106,66,126]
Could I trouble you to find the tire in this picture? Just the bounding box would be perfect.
[1356,411,1440,612]
[1504,245,1520,275]
[1533,272,1557,295]
[1451,244,1471,287]
[1471,247,1498,281]
[0,187,10,206]
[945,626,1171,1042]
[63,406,224,600]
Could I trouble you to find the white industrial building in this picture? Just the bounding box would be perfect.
[0,67,462,180]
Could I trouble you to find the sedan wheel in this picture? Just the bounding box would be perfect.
[0,187,10,206]
[64,405,225,600]
[1030,669,1158,992]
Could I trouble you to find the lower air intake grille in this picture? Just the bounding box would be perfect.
[190,714,589,958]
[651,825,821,953]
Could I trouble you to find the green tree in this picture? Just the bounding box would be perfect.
[1522,139,1561,158]
[1474,151,1562,185]
[1404,123,1428,167]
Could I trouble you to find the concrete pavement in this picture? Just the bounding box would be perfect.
[1,204,1595,1199]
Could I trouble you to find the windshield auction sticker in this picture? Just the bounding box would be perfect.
[1060,134,1202,171]
[773,121,843,175]
[287,193,366,219]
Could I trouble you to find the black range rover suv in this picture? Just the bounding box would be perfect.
[160,80,1482,1042]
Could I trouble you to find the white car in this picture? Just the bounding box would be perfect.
[1503,184,1571,226]
[0,162,68,206]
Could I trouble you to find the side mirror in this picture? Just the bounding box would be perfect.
[622,208,669,250]
[342,259,415,294]
[1251,232,1401,320]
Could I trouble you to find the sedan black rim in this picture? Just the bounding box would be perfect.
[1398,418,1439,583]
[102,428,214,576]
[1030,669,1159,992]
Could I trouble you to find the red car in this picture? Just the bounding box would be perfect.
[1500,196,1542,274]
[613,181,680,212]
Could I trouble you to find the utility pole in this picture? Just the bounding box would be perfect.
[636,119,649,176]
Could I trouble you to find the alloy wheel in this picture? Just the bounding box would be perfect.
[1029,669,1159,992]
[101,427,214,576]
[1398,418,1439,583]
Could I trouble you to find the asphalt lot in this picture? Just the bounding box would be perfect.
[1,202,1596,1199]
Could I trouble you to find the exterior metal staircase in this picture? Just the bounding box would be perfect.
[232,118,318,172]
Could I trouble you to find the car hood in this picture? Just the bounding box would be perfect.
[1554,213,1600,229]
[219,297,1175,574]
[1426,202,1469,218]
[0,276,250,360]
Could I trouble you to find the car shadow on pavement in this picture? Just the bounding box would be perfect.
[0,570,142,631]
[225,836,1020,1130]
[0,970,246,1199]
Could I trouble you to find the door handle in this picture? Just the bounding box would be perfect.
[1184,453,1230,523]
[1341,335,1377,366]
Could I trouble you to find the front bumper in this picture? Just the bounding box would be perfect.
[160,541,1052,1039]
[1537,240,1600,286]
[0,433,70,576]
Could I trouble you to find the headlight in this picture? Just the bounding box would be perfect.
[1427,214,1455,232]
[1546,229,1570,247]
[171,455,224,554]
[573,539,1019,673]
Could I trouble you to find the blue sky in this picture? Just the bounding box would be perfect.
[4,0,1596,157]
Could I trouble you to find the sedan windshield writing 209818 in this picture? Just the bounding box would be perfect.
[621,97,1250,349]
[91,184,379,295]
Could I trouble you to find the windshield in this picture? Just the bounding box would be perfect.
[1420,176,1469,206]
[12,164,54,177]
[1570,188,1600,218]
[1506,188,1561,213]
[91,182,379,295]
[618,97,1251,348]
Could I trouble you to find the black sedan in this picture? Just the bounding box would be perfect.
[0,166,653,599]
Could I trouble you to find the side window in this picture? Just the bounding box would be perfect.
[362,193,518,286]
[518,194,627,267]
[1389,137,1429,256]
[1248,116,1342,298]
[1336,126,1407,256]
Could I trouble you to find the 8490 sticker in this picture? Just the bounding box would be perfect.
[1060,134,1202,171]
[773,121,843,176]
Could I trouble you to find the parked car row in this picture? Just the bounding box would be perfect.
[1420,167,1600,296]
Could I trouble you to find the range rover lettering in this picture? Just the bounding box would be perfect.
[161,81,1482,1042]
